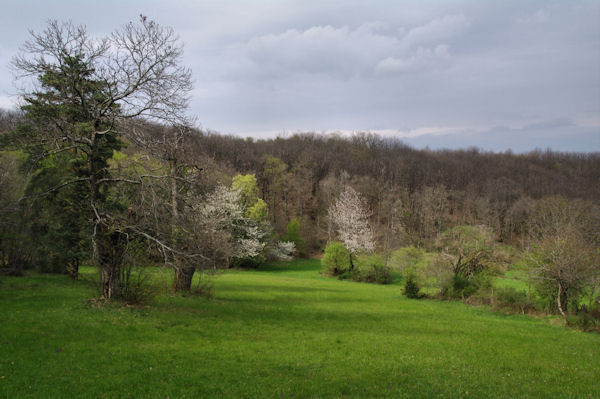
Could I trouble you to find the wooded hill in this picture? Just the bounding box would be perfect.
[3,106,599,254]
[189,129,600,251]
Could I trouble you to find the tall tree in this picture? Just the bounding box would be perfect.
[10,17,192,299]
[328,186,375,269]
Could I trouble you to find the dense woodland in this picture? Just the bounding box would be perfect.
[4,106,600,251]
[0,18,599,329]
[194,129,600,246]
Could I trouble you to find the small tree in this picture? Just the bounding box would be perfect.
[201,185,267,265]
[436,225,497,299]
[328,186,375,269]
[321,241,351,276]
[527,197,600,324]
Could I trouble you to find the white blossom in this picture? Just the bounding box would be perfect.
[267,241,296,261]
[328,186,375,254]
[201,185,266,260]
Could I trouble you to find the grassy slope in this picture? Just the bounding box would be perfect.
[1,260,599,398]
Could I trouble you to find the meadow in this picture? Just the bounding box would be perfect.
[1,259,599,398]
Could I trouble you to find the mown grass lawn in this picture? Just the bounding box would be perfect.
[1,259,599,398]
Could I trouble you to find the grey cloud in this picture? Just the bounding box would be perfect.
[375,44,451,75]
[224,14,468,80]
[1,1,598,152]
[400,14,469,50]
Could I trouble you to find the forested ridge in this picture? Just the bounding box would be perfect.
[3,106,599,250]
[188,129,600,247]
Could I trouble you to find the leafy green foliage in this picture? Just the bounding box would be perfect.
[12,53,122,281]
[0,151,29,275]
[282,219,305,257]
[493,287,537,314]
[353,254,392,284]
[232,174,262,216]
[321,241,350,276]
[389,246,426,271]
[404,273,424,299]
[436,225,500,299]
[23,153,90,276]
[246,199,268,222]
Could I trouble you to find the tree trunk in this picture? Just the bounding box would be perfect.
[97,226,126,299]
[349,252,354,271]
[173,265,195,291]
[89,133,126,299]
[169,159,192,292]
[100,263,121,299]
[557,283,567,325]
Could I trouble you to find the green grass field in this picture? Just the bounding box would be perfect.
[1,259,599,398]
[493,269,531,292]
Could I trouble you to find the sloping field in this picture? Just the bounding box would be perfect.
[1,260,598,398]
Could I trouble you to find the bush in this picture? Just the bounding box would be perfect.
[389,246,425,271]
[420,254,453,294]
[442,272,492,300]
[354,255,392,284]
[404,273,424,299]
[533,278,569,314]
[231,253,267,269]
[120,265,161,305]
[190,273,215,299]
[567,310,600,332]
[321,242,351,276]
[493,287,537,314]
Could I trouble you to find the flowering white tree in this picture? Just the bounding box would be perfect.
[328,186,375,268]
[202,185,266,260]
[202,185,295,263]
[267,241,296,261]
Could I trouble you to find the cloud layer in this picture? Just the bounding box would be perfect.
[0,0,598,152]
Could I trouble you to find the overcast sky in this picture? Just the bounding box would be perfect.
[1,0,599,152]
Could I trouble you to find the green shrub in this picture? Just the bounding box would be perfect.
[354,255,392,284]
[321,242,351,276]
[404,274,424,299]
[283,219,306,257]
[232,253,267,269]
[190,273,215,299]
[493,286,537,314]
[567,311,600,332]
[443,273,492,299]
[389,246,425,271]
[120,266,161,305]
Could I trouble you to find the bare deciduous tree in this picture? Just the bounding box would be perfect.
[527,197,600,323]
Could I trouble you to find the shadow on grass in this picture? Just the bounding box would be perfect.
[256,259,322,273]
[217,282,344,294]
